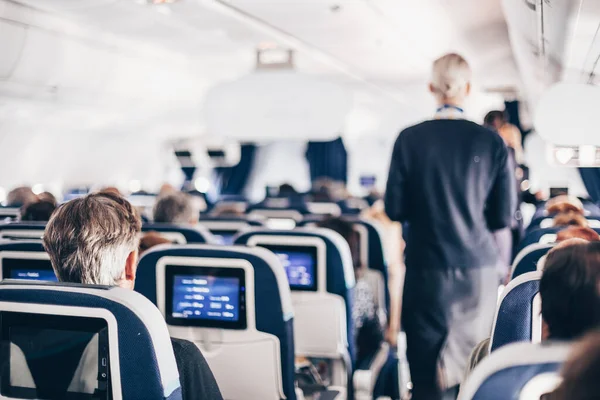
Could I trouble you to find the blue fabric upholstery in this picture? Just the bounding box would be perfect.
[0,282,181,400]
[471,363,561,400]
[235,230,355,362]
[491,277,540,352]
[198,216,264,226]
[519,227,600,251]
[0,240,45,253]
[136,246,296,400]
[142,224,210,244]
[511,245,553,280]
[0,222,46,232]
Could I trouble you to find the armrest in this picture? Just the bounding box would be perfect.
[353,343,390,399]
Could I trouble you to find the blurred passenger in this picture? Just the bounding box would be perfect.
[556,226,600,242]
[278,183,299,198]
[100,186,122,196]
[385,53,515,399]
[139,231,171,255]
[483,110,506,132]
[209,203,246,218]
[159,183,177,197]
[42,192,223,400]
[546,195,584,215]
[317,217,384,366]
[546,330,600,400]
[361,200,404,347]
[553,211,589,228]
[20,200,56,222]
[154,192,199,225]
[464,241,600,383]
[37,191,58,206]
[6,186,37,207]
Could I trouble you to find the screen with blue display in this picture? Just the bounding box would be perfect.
[261,245,317,291]
[3,258,57,282]
[166,266,246,329]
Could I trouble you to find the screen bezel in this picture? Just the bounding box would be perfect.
[164,265,247,330]
[0,312,110,400]
[256,244,318,292]
[0,252,54,281]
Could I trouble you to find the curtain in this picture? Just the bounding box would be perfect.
[214,144,257,196]
[580,168,600,204]
[305,137,348,184]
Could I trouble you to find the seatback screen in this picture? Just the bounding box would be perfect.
[260,245,318,291]
[165,266,247,330]
[0,312,110,399]
[2,258,57,282]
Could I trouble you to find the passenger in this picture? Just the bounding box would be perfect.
[360,200,404,347]
[553,211,589,228]
[37,191,58,206]
[154,192,199,225]
[42,192,223,400]
[464,241,600,380]
[316,217,384,366]
[278,183,299,198]
[556,226,600,242]
[20,200,56,222]
[6,186,38,207]
[545,330,600,400]
[139,231,171,255]
[546,195,584,215]
[100,186,122,196]
[483,110,506,132]
[385,53,515,399]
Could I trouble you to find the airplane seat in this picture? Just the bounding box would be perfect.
[490,272,542,352]
[0,280,182,399]
[459,342,570,400]
[235,228,355,397]
[142,223,216,244]
[0,222,46,241]
[197,219,261,246]
[0,207,21,222]
[135,244,299,400]
[518,226,600,251]
[0,241,55,282]
[510,243,553,280]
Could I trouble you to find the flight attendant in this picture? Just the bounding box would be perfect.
[385,53,514,399]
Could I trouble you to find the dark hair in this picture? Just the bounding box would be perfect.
[483,110,506,129]
[278,183,298,198]
[546,330,600,400]
[317,217,361,270]
[21,200,56,222]
[540,242,600,340]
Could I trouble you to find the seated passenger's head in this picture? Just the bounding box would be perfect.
[37,191,57,206]
[483,110,506,131]
[43,192,142,290]
[317,217,361,272]
[540,242,600,340]
[546,330,600,400]
[278,183,298,198]
[546,195,584,214]
[553,211,589,228]
[6,186,37,208]
[153,192,198,225]
[556,226,600,242]
[429,53,471,105]
[139,231,171,255]
[20,200,56,222]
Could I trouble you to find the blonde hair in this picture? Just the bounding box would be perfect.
[431,53,472,100]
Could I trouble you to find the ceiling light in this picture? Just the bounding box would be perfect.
[32,184,44,195]
[194,177,211,193]
[129,180,142,193]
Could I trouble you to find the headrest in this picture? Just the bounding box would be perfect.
[199,216,264,226]
[519,227,600,251]
[0,222,46,241]
[490,272,542,352]
[460,342,570,400]
[0,281,181,400]
[136,244,294,329]
[0,207,21,219]
[510,243,553,280]
[142,223,215,244]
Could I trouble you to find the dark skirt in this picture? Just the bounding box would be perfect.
[402,265,497,400]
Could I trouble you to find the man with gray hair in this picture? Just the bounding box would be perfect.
[153,191,199,225]
[43,191,223,400]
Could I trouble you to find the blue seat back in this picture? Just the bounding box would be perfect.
[235,228,355,360]
[136,245,295,400]
[519,227,600,251]
[461,342,569,400]
[0,281,182,400]
[142,223,214,244]
[0,222,46,241]
[510,243,553,280]
[490,272,541,352]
